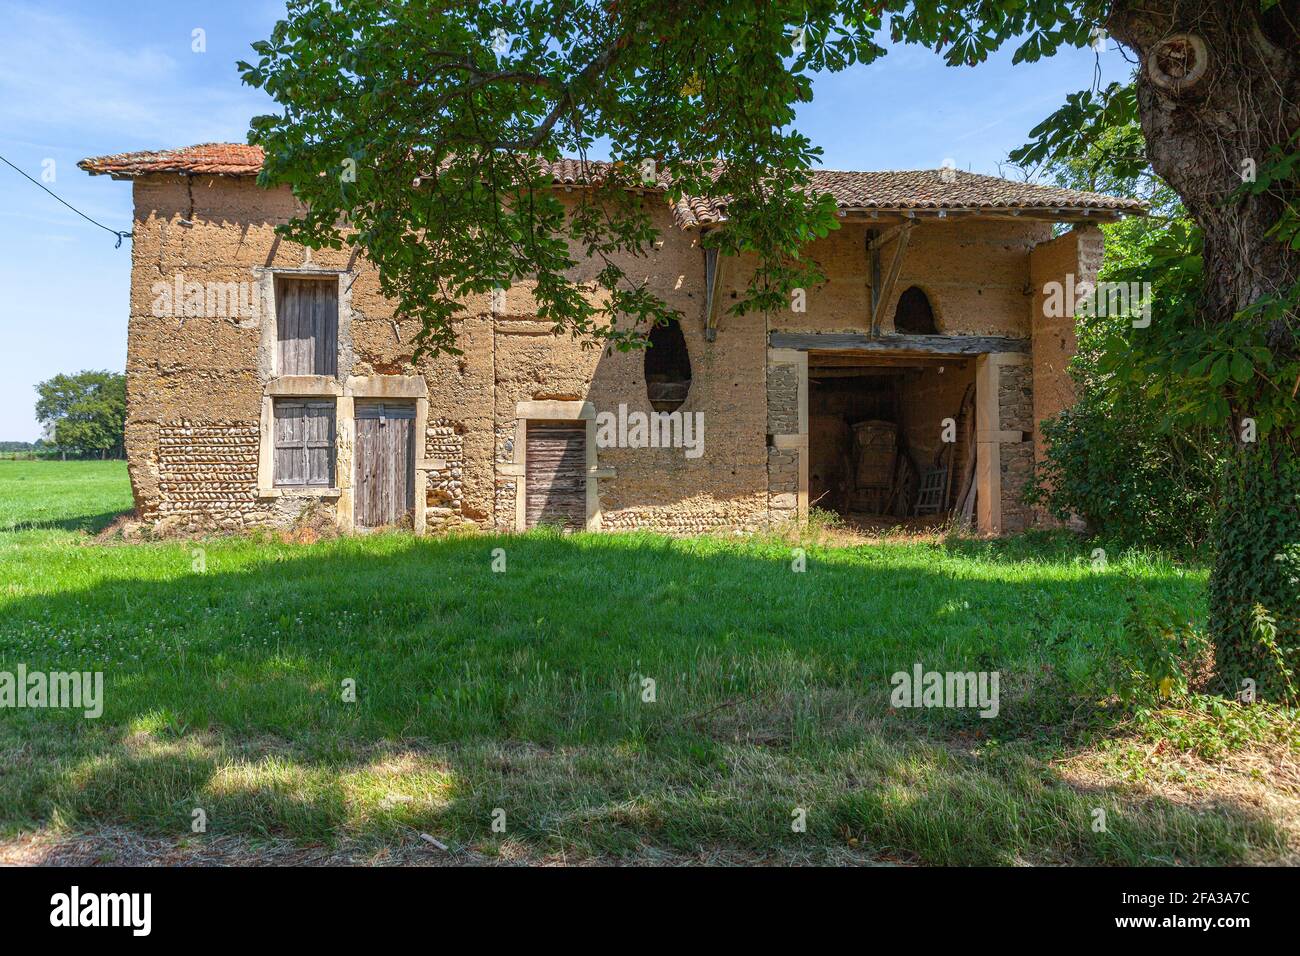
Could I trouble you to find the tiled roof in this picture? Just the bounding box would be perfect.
[80,144,1145,222]
[78,143,266,177]
[544,155,671,187]
[671,169,1145,226]
[825,167,1143,213]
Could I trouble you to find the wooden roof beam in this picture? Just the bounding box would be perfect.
[772,332,1029,355]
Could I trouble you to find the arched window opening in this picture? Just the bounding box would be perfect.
[645,320,692,412]
[893,287,937,335]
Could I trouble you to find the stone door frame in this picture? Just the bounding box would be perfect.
[767,345,1028,535]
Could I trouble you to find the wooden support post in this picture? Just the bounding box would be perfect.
[867,230,881,335]
[703,245,725,341]
[871,220,914,335]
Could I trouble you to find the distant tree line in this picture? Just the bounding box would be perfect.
[28,370,127,460]
[0,440,56,460]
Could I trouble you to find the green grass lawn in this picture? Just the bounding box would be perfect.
[0,459,132,535]
[0,461,1295,865]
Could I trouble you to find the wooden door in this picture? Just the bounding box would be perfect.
[525,421,587,530]
[354,401,415,528]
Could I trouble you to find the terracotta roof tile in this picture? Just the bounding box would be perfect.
[78,143,266,177]
[813,167,1141,214]
[81,143,1145,223]
[671,169,1145,226]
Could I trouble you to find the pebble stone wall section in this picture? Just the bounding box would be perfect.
[493,422,517,531]
[596,499,756,534]
[424,418,466,532]
[154,420,271,530]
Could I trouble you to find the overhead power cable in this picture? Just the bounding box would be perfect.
[0,153,133,247]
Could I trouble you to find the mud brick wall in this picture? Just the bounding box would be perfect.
[1029,225,1101,464]
[155,420,268,528]
[997,364,1035,532]
[117,173,1081,537]
[767,218,1053,339]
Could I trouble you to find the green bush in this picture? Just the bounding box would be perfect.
[1025,193,1227,551]
[1026,304,1223,551]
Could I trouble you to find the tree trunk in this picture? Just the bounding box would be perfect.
[1108,1,1299,700]
[1210,437,1300,699]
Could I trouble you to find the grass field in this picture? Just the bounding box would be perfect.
[0,460,1295,865]
[0,460,132,535]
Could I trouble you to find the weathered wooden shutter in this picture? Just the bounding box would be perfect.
[276,277,338,376]
[354,401,415,527]
[525,421,587,530]
[274,400,335,486]
[303,403,336,486]
[273,401,306,486]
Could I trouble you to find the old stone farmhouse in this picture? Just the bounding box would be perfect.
[80,143,1144,536]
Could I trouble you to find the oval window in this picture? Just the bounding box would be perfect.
[893,286,937,335]
[645,320,692,412]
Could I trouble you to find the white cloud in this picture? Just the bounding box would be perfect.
[0,2,268,146]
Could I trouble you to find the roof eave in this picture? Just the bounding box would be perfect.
[688,205,1142,230]
[833,205,1137,224]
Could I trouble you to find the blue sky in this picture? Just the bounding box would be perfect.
[0,1,1131,441]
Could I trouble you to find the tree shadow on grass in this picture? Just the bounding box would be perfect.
[0,531,1280,864]
[4,510,132,535]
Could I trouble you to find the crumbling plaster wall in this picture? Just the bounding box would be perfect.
[766,218,1052,337]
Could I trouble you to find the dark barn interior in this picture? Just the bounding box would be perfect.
[807,354,976,525]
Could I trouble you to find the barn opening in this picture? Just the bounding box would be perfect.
[807,352,976,525]
[644,320,692,412]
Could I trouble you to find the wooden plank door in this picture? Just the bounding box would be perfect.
[354,401,415,528]
[525,421,587,530]
[276,277,338,376]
